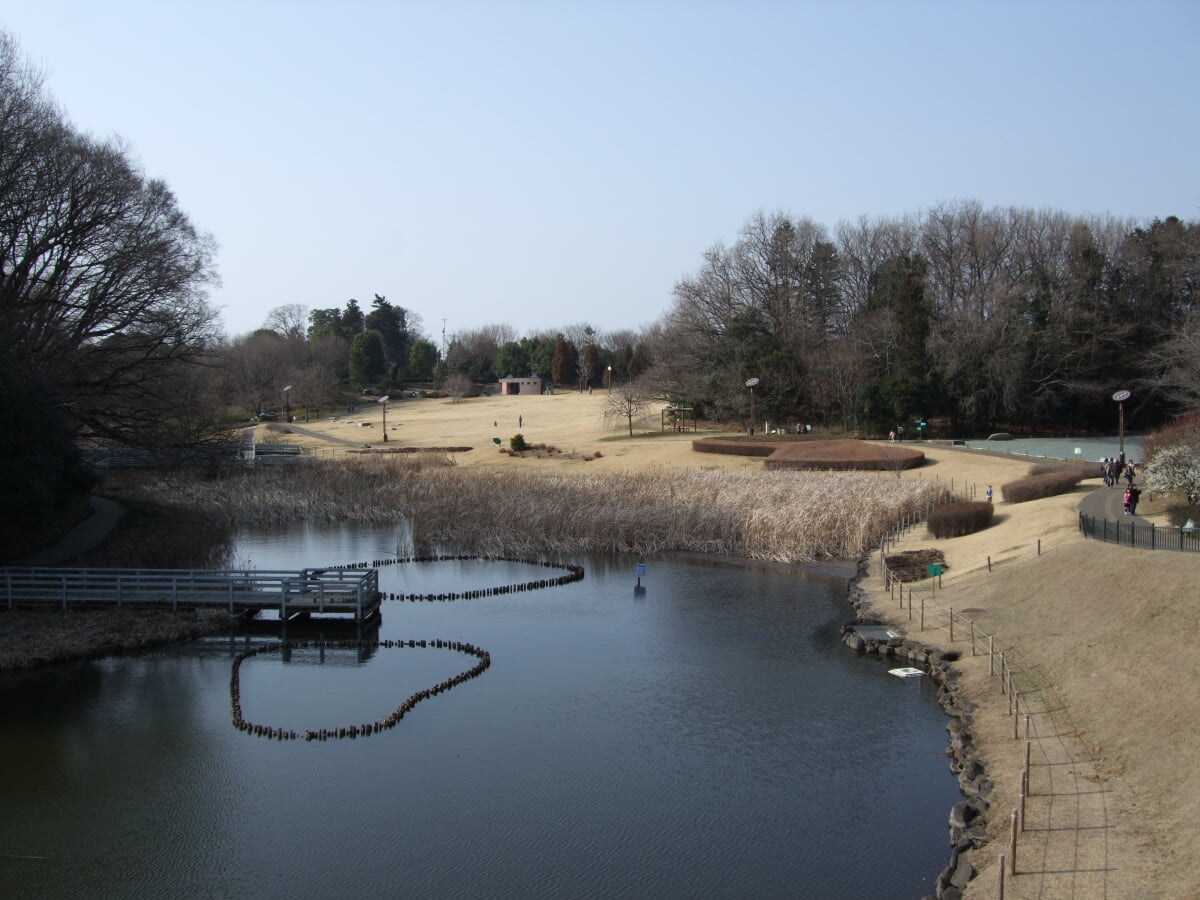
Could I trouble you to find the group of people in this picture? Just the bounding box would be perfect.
[887,425,906,442]
[1102,457,1135,489]
[1103,457,1141,515]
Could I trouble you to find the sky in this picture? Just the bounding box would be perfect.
[4,1,1198,345]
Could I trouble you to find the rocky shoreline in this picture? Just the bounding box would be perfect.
[845,567,990,900]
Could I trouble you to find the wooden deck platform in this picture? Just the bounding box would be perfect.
[0,567,381,622]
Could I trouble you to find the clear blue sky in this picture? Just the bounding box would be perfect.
[5,1,1197,343]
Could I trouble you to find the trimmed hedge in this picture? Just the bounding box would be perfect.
[927,500,994,538]
[1001,468,1086,503]
[1028,461,1102,478]
[692,439,779,458]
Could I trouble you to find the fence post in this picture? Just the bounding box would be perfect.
[1024,740,1032,794]
[989,636,994,675]
[950,607,954,642]
[970,619,976,655]
[920,594,925,631]
[998,853,1006,898]
[1009,809,1018,874]
[1000,652,1006,693]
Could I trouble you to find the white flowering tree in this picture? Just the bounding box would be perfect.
[1142,443,1200,505]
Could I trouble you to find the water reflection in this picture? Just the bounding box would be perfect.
[1,530,961,899]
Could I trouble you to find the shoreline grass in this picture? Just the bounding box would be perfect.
[119,457,952,563]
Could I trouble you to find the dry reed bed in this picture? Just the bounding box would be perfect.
[133,458,951,563]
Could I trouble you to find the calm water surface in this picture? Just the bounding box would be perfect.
[2,524,961,899]
[965,434,1143,462]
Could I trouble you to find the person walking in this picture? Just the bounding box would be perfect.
[1123,487,1132,515]
[518,415,523,428]
[1129,485,1142,515]
[986,485,993,504]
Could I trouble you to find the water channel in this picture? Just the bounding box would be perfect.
[2,524,961,899]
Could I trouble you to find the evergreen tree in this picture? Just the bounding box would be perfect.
[349,330,387,385]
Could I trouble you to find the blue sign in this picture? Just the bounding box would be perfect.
[634,564,646,577]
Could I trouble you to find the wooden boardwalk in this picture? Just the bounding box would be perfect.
[1,566,381,622]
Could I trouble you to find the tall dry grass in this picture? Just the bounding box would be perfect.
[127,457,951,563]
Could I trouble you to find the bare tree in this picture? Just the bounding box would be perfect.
[0,32,220,447]
[444,371,473,402]
[263,304,310,340]
[604,377,652,436]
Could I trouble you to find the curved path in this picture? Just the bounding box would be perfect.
[1076,480,1147,523]
[12,496,126,566]
[270,422,371,448]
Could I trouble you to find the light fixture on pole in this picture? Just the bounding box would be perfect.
[378,395,390,442]
[745,377,760,435]
[282,385,292,423]
[1113,389,1131,463]
[606,365,612,391]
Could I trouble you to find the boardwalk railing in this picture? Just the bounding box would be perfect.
[1078,512,1200,552]
[1,567,381,621]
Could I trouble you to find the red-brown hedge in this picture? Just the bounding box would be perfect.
[927,500,994,538]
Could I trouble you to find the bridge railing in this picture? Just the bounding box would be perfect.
[0,567,380,620]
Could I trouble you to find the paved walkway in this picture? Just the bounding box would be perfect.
[11,496,126,566]
[1076,480,1148,523]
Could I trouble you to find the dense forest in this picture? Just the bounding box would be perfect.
[657,207,1200,436]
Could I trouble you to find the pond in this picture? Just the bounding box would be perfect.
[964,434,1143,462]
[1,524,961,899]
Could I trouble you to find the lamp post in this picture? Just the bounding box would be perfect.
[745,377,760,435]
[1113,389,1130,464]
[378,395,390,442]
[606,365,612,391]
[282,385,292,423]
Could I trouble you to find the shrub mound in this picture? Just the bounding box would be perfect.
[765,439,925,470]
[692,438,925,470]
[1001,467,1087,503]
[928,500,994,538]
[691,438,779,458]
[1028,460,1101,478]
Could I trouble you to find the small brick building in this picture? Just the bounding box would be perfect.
[498,376,551,396]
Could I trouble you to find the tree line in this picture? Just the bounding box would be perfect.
[658,206,1200,435]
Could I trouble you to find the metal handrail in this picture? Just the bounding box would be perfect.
[1077,512,1200,552]
[1,566,380,620]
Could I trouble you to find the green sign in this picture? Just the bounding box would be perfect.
[927,563,942,577]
